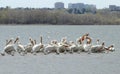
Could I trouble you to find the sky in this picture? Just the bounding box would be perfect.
[0,0,120,9]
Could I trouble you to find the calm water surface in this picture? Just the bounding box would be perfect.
[0,25,120,74]
[0,25,119,50]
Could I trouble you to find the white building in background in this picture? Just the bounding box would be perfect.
[68,3,85,9]
[68,3,96,10]
[109,5,120,11]
[55,2,64,9]
[68,3,96,14]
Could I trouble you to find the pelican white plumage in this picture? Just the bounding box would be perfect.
[24,37,34,53]
[105,45,115,53]
[58,37,70,54]
[32,36,44,55]
[2,38,16,56]
[44,40,60,55]
[68,41,77,53]
[76,38,85,53]
[76,36,92,53]
[32,43,44,55]
[76,44,84,53]
[108,45,115,52]
[91,42,105,53]
[24,43,33,53]
[83,44,92,53]
[83,37,92,54]
[76,37,81,44]
[17,42,25,55]
[15,37,26,56]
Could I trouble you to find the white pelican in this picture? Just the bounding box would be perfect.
[29,37,35,46]
[108,45,115,52]
[24,43,33,53]
[24,37,34,54]
[58,37,70,54]
[83,43,92,53]
[44,40,60,55]
[76,33,90,52]
[15,37,26,56]
[76,37,82,45]
[84,36,92,53]
[32,36,44,55]
[80,33,89,44]
[76,37,85,53]
[91,42,105,53]
[68,41,77,53]
[32,43,44,55]
[2,38,16,56]
[105,45,115,53]
[77,44,85,53]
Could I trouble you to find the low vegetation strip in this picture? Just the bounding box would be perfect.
[0,8,120,25]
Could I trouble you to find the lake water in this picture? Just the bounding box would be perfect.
[0,25,119,50]
[0,25,120,74]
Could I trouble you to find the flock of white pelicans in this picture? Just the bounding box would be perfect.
[0,33,115,56]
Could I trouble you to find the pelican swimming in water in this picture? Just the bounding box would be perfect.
[76,34,92,53]
[2,38,16,56]
[57,37,70,54]
[0,33,115,56]
[76,37,85,53]
[91,42,105,53]
[105,45,115,53]
[24,37,34,54]
[68,41,78,53]
[15,37,26,56]
[24,43,33,53]
[44,40,60,55]
[83,37,92,54]
[32,36,44,55]
[108,45,115,52]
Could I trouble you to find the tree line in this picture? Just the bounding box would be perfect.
[0,8,120,25]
